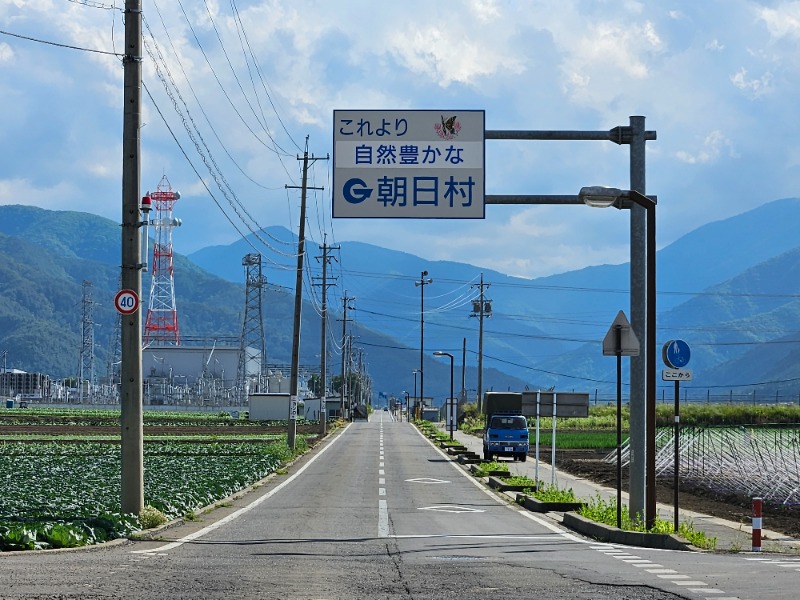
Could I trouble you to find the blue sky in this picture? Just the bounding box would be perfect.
[2,0,799,281]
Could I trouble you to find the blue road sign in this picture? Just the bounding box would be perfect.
[662,339,691,369]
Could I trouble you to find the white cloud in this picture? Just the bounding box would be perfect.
[730,67,774,97]
[0,42,13,62]
[758,3,800,39]
[675,131,736,165]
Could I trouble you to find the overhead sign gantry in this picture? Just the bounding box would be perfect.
[333,109,485,218]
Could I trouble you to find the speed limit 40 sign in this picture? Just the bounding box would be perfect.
[114,289,140,315]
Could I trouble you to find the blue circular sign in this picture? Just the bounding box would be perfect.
[662,339,690,369]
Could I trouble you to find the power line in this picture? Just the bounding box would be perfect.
[0,29,123,56]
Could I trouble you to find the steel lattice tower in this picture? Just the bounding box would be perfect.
[237,253,268,403]
[78,280,95,402]
[144,175,182,346]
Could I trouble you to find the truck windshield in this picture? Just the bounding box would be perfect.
[490,416,527,429]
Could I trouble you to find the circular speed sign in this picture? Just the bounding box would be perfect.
[114,289,140,315]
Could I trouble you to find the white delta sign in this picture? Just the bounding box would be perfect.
[332,110,485,218]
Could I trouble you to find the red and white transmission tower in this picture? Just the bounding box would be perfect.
[143,175,182,346]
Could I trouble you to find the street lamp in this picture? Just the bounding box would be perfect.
[433,351,455,441]
[579,185,657,529]
[412,369,419,421]
[415,271,432,420]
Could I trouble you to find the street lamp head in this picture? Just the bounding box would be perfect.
[421,270,428,277]
[579,186,625,209]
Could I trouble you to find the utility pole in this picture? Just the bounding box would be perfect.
[470,273,491,413]
[286,138,328,450]
[339,293,355,418]
[120,0,144,515]
[78,280,95,404]
[314,235,339,434]
[415,271,432,418]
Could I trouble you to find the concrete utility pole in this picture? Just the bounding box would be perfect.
[286,138,327,450]
[470,273,490,413]
[120,0,144,515]
[339,293,354,418]
[415,271,432,418]
[314,235,339,434]
[79,280,95,404]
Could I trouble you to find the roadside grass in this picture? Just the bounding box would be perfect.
[520,482,581,503]
[471,461,510,477]
[579,494,718,550]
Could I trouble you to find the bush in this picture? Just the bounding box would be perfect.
[139,506,168,530]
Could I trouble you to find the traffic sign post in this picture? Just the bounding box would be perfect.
[114,289,140,315]
[332,110,485,218]
[602,310,639,529]
[662,339,691,532]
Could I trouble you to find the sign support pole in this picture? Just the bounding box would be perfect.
[615,324,623,529]
[674,379,680,532]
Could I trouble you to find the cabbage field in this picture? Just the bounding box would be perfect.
[0,409,317,551]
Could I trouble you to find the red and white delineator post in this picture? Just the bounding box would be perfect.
[752,497,762,552]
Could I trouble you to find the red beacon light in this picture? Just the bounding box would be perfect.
[140,195,152,214]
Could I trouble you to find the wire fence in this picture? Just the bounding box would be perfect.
[606,425,800,506]
[590,389,800,406]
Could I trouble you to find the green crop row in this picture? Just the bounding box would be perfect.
[0,437,307,551]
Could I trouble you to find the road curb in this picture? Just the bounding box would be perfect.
[562,512,699,551]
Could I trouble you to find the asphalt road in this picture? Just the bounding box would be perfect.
[2,414,798,599]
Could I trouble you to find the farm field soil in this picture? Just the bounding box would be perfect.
[554,448,800,539]
[0,423,322,438]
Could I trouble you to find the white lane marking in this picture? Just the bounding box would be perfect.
[379,488,386,496]
[693,590,726,595]
[646,569,677,574]
[379,469,385,475]
[657,574,691,579]
[379,478,386,485]
[418,505,485,513]
[391,534,566,540]
[411,425,584,542]
[378,499,389,538]
[132,423,352,555]
[405,477,449,484]
[672,581,707,586]
[633,563,663,568]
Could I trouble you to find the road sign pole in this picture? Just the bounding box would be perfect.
[674,379,680,532]
[616,325,623,529]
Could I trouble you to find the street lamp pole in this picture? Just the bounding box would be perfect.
[433,351,455,441]
[579,186,657,529]
[415,271,432,420]
[403,391,410,422]
[412,369,419,421]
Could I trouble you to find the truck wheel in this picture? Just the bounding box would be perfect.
[519,453,527,462]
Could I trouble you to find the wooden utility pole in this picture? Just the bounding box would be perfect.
[120,0,144,514]
[286,139,327,450]
[314,235,338,434]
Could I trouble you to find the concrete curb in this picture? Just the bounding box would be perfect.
[488,475,538,493]
[562,512,698,551]
[516,493,585,513]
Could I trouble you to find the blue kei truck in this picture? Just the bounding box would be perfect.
[482,392,530,462]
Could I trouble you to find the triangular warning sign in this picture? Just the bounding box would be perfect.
[602,310,640,356]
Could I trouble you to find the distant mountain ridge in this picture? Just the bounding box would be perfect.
[1,198,799,401]
[187,197,800,396]
[0,205,528,401]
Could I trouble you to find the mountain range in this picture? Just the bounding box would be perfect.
[1,198,799,404]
